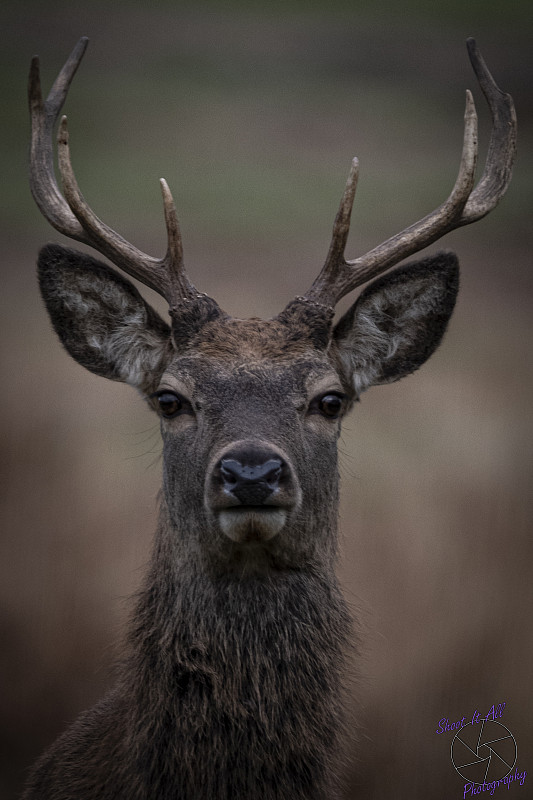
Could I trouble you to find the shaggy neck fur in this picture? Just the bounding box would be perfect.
[23,504,352,800]
[117,505,352,800]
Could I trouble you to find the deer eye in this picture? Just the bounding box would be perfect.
[308,392,345,420]
[151,391,192,418]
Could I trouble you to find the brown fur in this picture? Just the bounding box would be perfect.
[23,244,459,799]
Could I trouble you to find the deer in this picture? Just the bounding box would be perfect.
[23,37,515,800]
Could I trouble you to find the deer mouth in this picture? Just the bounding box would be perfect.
[217,506,288,543]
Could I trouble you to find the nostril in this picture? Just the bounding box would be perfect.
[264,463,282,488]
[220,461,239,489]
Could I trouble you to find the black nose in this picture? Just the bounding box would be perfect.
[219,451,284,506]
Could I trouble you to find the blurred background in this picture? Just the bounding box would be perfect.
[1,1,532,797]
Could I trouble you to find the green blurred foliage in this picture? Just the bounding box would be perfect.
[2,3,531,251]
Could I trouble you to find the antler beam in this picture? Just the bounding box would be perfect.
[28,37,196,305]
[305,38,517,307]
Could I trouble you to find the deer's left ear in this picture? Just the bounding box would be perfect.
[332,251,459,395]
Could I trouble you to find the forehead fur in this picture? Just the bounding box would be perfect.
[183,316,325,363]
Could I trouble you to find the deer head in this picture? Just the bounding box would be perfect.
[29,39,515,574]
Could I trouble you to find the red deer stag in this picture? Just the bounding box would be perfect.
[23,37,515,800]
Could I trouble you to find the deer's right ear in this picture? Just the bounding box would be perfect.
[38,244,172,391]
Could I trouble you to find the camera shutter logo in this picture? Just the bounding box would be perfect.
[451,719,517,785]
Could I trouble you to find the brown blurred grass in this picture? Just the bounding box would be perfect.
[1,4,532,798]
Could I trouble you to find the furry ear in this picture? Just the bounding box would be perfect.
[38,244,172,392]
[332,251,459,395]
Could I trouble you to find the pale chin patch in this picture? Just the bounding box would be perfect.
[218,508,287,543]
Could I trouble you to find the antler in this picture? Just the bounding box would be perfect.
[28,37,197,306]
[305,38,517,307]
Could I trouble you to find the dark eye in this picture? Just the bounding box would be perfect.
[151,391,191,419]
[319,393,344,418]
[308,392,345,420]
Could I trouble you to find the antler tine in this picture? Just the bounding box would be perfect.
[305,39,516,307]
[310,158,359,301]
[29,37,88,239]
[460,38,517,223]
[29,38,197,305]
[160,178,185,272]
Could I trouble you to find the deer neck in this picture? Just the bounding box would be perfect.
[124,496,350,716]
[123,512,352,797]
